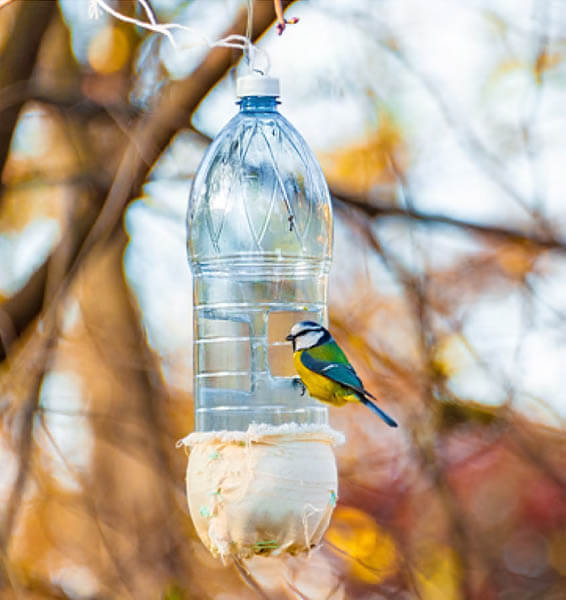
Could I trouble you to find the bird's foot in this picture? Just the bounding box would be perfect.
[292,378,306,396]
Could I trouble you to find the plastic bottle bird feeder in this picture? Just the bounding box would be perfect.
[178,73,344,560]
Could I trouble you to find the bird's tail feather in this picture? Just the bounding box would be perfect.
[359,395,398,427]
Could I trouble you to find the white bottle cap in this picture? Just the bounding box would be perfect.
[236,74,280,97]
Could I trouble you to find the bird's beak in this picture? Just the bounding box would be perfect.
[285,334,293,341]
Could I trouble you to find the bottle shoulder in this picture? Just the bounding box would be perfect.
[191,110,328,197]
[187,109,333,263]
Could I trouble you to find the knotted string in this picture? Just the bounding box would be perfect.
[88,0,270,75]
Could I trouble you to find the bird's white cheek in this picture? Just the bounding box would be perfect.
[296,331,324,350]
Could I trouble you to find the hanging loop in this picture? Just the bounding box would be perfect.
[90,0,271,75]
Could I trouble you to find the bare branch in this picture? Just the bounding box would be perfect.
[273,0,299,35]
[232,557,271,600]
[332,189,566,253]
[1,2,293,364]
[0,0,56,175]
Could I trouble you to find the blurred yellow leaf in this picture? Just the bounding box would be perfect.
[325,506,398,584]
[163,583,185,600]
[3,103,79,184]
[535,51,564,84]
[490,51,565,87]
[10,499,52,570]
[431,334,469,379]
[88,25,130,74]
[320,111,405,194]
[415,546,461,600]
[549,530,566,576]
[489,58,523,82]
[495,242,539,280]
[438,399,498,430]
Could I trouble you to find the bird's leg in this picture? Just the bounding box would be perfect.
[292,377,306,396]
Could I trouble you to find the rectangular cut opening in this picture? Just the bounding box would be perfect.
[268,310,320,377]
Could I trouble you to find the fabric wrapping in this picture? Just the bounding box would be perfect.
[177,424,344,559]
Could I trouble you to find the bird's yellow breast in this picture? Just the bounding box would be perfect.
[293,350,350,407]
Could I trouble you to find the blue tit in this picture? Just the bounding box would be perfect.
[286,321,398,427]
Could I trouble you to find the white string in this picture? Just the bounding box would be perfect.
[138,0,157,25]
[244,0,253,69]
[89,0,270,75]
[88,0,100,19]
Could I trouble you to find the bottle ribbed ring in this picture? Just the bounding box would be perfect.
[236,74,280,97]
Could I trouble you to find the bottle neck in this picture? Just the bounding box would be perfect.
[238,96,279,113]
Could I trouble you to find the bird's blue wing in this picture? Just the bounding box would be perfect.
[300,351,398,428]
[300,351,366,397]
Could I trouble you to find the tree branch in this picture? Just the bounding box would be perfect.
[0,1,294,363]
[170,124,566,254]
[332,188,566,253]
[0,0,57,175]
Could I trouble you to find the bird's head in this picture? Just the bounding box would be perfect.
[285,321,331,352]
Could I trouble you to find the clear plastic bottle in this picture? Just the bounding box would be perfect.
[187,75,333,431]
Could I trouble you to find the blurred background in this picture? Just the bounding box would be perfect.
[1,0,566,598]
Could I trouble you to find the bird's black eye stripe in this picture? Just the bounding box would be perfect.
[295,326,324,335]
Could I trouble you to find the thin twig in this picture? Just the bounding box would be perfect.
[232,557,271,600]
[273,0,299,35]
[37,414,135,597]
[332,191,566,253]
